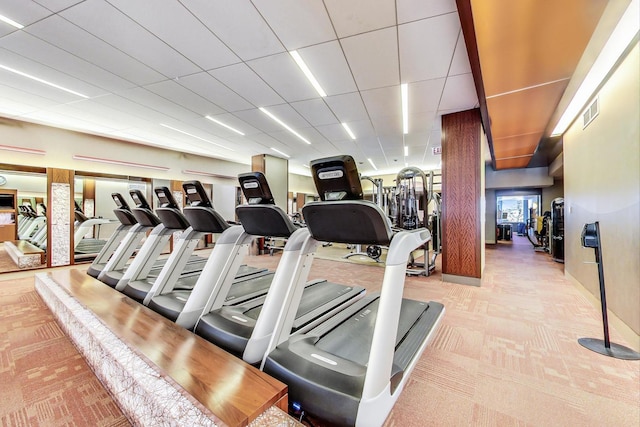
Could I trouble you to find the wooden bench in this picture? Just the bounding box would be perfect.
[35,269,296,427]
[4,240,45,268]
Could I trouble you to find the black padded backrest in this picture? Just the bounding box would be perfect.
[111,193,137,226]
[310,155,363,201]
[129,189,161,227]
[238,172,275,205]
[236,204,298,238]
[74,210,89,222]
[302,200,393,245]
[183,207,230,233]
[154,187,190,230]
[183,181,212,208]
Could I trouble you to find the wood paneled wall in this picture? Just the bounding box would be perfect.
[441,109,483,284]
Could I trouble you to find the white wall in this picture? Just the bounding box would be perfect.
[564,42,639,339]
[486,166,554,189]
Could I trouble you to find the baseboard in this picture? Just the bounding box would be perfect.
[442,273,482,287]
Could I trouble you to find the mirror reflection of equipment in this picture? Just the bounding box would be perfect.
[577,222,640,360]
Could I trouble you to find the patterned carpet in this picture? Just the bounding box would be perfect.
[0,275,129,426]
[0,236,638,426]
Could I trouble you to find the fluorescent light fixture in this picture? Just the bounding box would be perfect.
[205,115,245,136]
[160,123,233,151]
[551,0,639,136]
[73,155,169,171]
[0,14,24,29]
[259,107,311,145]
[367,158,378,170]
[303,164,310,168]
[0,64,89,98]
[270,147,290,158]
[404,146,409,156]
[0,144,46,155]
[401,83,409,134]
[341,123,356,140]
[182,169,233,179]
[290,50,327,97]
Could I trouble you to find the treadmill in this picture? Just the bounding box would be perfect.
[188,172,365,365]
[87,193,139,278]
[142,180,265,306]
[73,202,111,258]
[262,155,445,427]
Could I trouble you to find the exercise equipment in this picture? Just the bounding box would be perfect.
[344,176,386,263]
[526,210,550,252]
[550,198,564,263]
[262,155,445,427]
[578,222,640,360]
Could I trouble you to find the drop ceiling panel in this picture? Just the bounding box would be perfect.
[406,112,435,134]
[410,78,446,113]
[60,0,200,78]
[290,99,338,127]
[487,80,566,139]
[180,0,284,61]
[347,119,377,140]
[325,92,369,122]
[91,94,171,124]
[144,80,225,117]
[0,31,135,93]
[21,109,118,134]
[0,98,39,117]
[105,0,239,70]
[316,123,351,144]
[472,0,608,96]
[493,133,543,159]
[26,15,165,85]
[203,112,262,137]
[46,100,150,130]
[0,83,60,110]
[439,73,478,111]
[341,27,399,90]
[398,12,460,82]
[267,128,314,148]
[361,86,400,119]
[0,0,51,28]
[262,103,312,130]
[247,53,319,103]
[177,72,253,113]
[232,108,284,134]
[117,87,201,123]
[449,32,472,76]
[370,115,402,136]
[33,0,83,13]
[397,0,457,24]
[209,63,284,107]
[252,0,335,50]
[324,0,396,38]
[0,66,89,104]
[296,41,357,96]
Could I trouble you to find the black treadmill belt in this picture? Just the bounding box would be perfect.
[315,298,429,367]
[243,281,352,321]
[225,272,274,303]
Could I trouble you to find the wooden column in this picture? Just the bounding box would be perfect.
[82,178,96,217]
[441,109,484,286]
[47,168,75,267]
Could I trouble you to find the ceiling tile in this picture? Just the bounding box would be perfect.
[361,86,400,118]
[347,119,377,140]
[144,80,225,117]
[60,0,200,78]
[33,0,83,13]
[209,63,284,107]
[105,0,239,70]
[0,83,59,110]
[116,87,202,123]
[290,99,338,127]
[180,0,284,61]
[324,0,396,38]
[397,0,457,24]
[232,108,284,134]
[200,114,262,138]
[324,92,368,122]
[341,27,399,90]
[247,53,319,103]
[410,78,446,114]
[0,0,51,29]
[296,41,357,96]
[439,73,478,111]
[91,93,169,124]
[177,72,253,112]
[26,15,165,85]
[0,31,135,93]
[316,123,352,143]
[252,0,335,50]
[399,12,460,82]
[262,103,312,130]
[449,31,472,76]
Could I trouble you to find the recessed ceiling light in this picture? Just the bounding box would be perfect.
[259,107,311,145]
[0,14,24,29]
[401,83,409,134]
[341,123,356,140]
[270,147,290,158]
[290,50,327,97]
[205,115,245,136]
[404,146,409,156]
[160,123,233,151]
[0,64,88,98]
[367,158,378,171]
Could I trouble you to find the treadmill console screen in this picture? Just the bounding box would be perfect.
[154,187,179,209]
[111,193,130,210]
[129,190,151,210]
[238,172,274,205]
[182,180,212,208]
[310,155,363,201]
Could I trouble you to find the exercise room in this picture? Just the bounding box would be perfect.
[0,1,638,426]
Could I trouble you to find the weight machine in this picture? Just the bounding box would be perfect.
[395,167,441,276]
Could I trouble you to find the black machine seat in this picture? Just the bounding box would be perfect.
[236,171,298,238]
[154,186,191,230]
[129,189,162,228]
[74,210,90,222]
[111,193,137,226]
[182,181,229,234]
